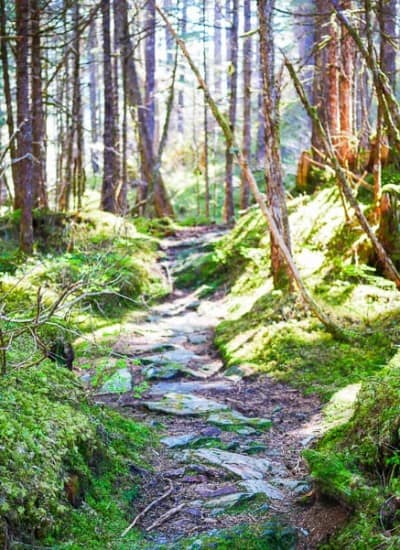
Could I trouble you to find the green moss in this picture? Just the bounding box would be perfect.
[0,362,153,547]
[172,520,297,550]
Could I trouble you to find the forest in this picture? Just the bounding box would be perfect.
[1,0,400,548]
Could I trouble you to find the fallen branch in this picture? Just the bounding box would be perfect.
[121,479,174,538]
[146,502,185,532]
[156,4,347,341]
[308,154,372,192]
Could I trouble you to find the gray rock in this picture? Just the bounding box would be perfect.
[207,410,272,433]
[202,492,256,510]
[224,365,246,380]
[240,480,284,501]
[98,368,132,394]
[182,361,223,379]
[192,449,273,480]
[143,393,229,416]
[293,482,312,496]
[141,348,201,366]
[188,333,208,345]
[273,477,311,496]
[143,364,181,380]
[148,380,232,396]
[112,342,177,357]
[196,485,238,498]
[301,435,316,447]
[160,433,198,448]
[80,372,92,385]
[186,507,202,518]
[200,427,222,437]
[185,300,201,311]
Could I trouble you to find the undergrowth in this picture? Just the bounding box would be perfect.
[178,186,400,547]
[0,209,165,547]
[0,362,153,548]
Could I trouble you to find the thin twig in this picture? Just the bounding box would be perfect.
[145,502,185,532]
[121,479,174,538]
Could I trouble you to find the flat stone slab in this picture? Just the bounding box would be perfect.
[240,480,284,501]
[148,380,233,396]
[184,361,223,379]
[98,368,132,394]
[207,410,272,433]
[140,349,201,366]
[161,433,198,448]
[143,393,229,416]
[143,365,181,380]
[112,341,177,357]
[202,492,257,510]
[188,333,208,345]
[192,449,273,480]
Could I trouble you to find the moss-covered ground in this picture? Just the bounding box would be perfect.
[3,184,400,547]
[0,210,167,547]
[177,186,400,547]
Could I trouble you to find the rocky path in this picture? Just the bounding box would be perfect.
[93,228,348,549]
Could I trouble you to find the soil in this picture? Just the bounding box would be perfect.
[93,227,350,549]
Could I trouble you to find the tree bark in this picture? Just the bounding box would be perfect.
[378,0,397,92]
[202,0,210,219]
[31,0,48,208]
[240,0,251,210]
[101,0,117,212]
[145,0,156,151]
[16,0,34,253]
[224,0,238,224]
[0,0,19,202]
[327,9,340,147]
[115,0,174,218]
[177,0,187,136]
[258,0,292,288]
[311,0,328,159]
[88,19,100,174]
[338,0,355,164]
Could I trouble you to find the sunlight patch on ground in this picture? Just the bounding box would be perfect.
[322,383,361,431]
[296,249,325,277]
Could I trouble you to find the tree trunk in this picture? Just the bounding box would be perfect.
[145,0,156,151]
[16,0,34,253]
[71,2,85,210]
[378,0,397,92]
[224,0,238,224]
[101,0,117,213]
[286,56,400,290]
[338,0,354,164]
[112,0,122,210]
[0,0,19,202]
[327,9,340,148]
[115,0,174,218]
[311,0,328,159]
[177,0,187,136]
[258,0,292,288]
[31,0,48,208]
[202,0,210,219]
[88,19,100,174]
[240,0,251,210]
[157,5,346,340]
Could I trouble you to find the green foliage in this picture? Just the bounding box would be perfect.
[175,208,267,291]
[133,216,178,237]
[173,520,297,550]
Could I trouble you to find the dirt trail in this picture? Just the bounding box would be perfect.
[94,228,348,548]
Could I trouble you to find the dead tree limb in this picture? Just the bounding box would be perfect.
[285,56,400,290]
[156,4,346,340]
